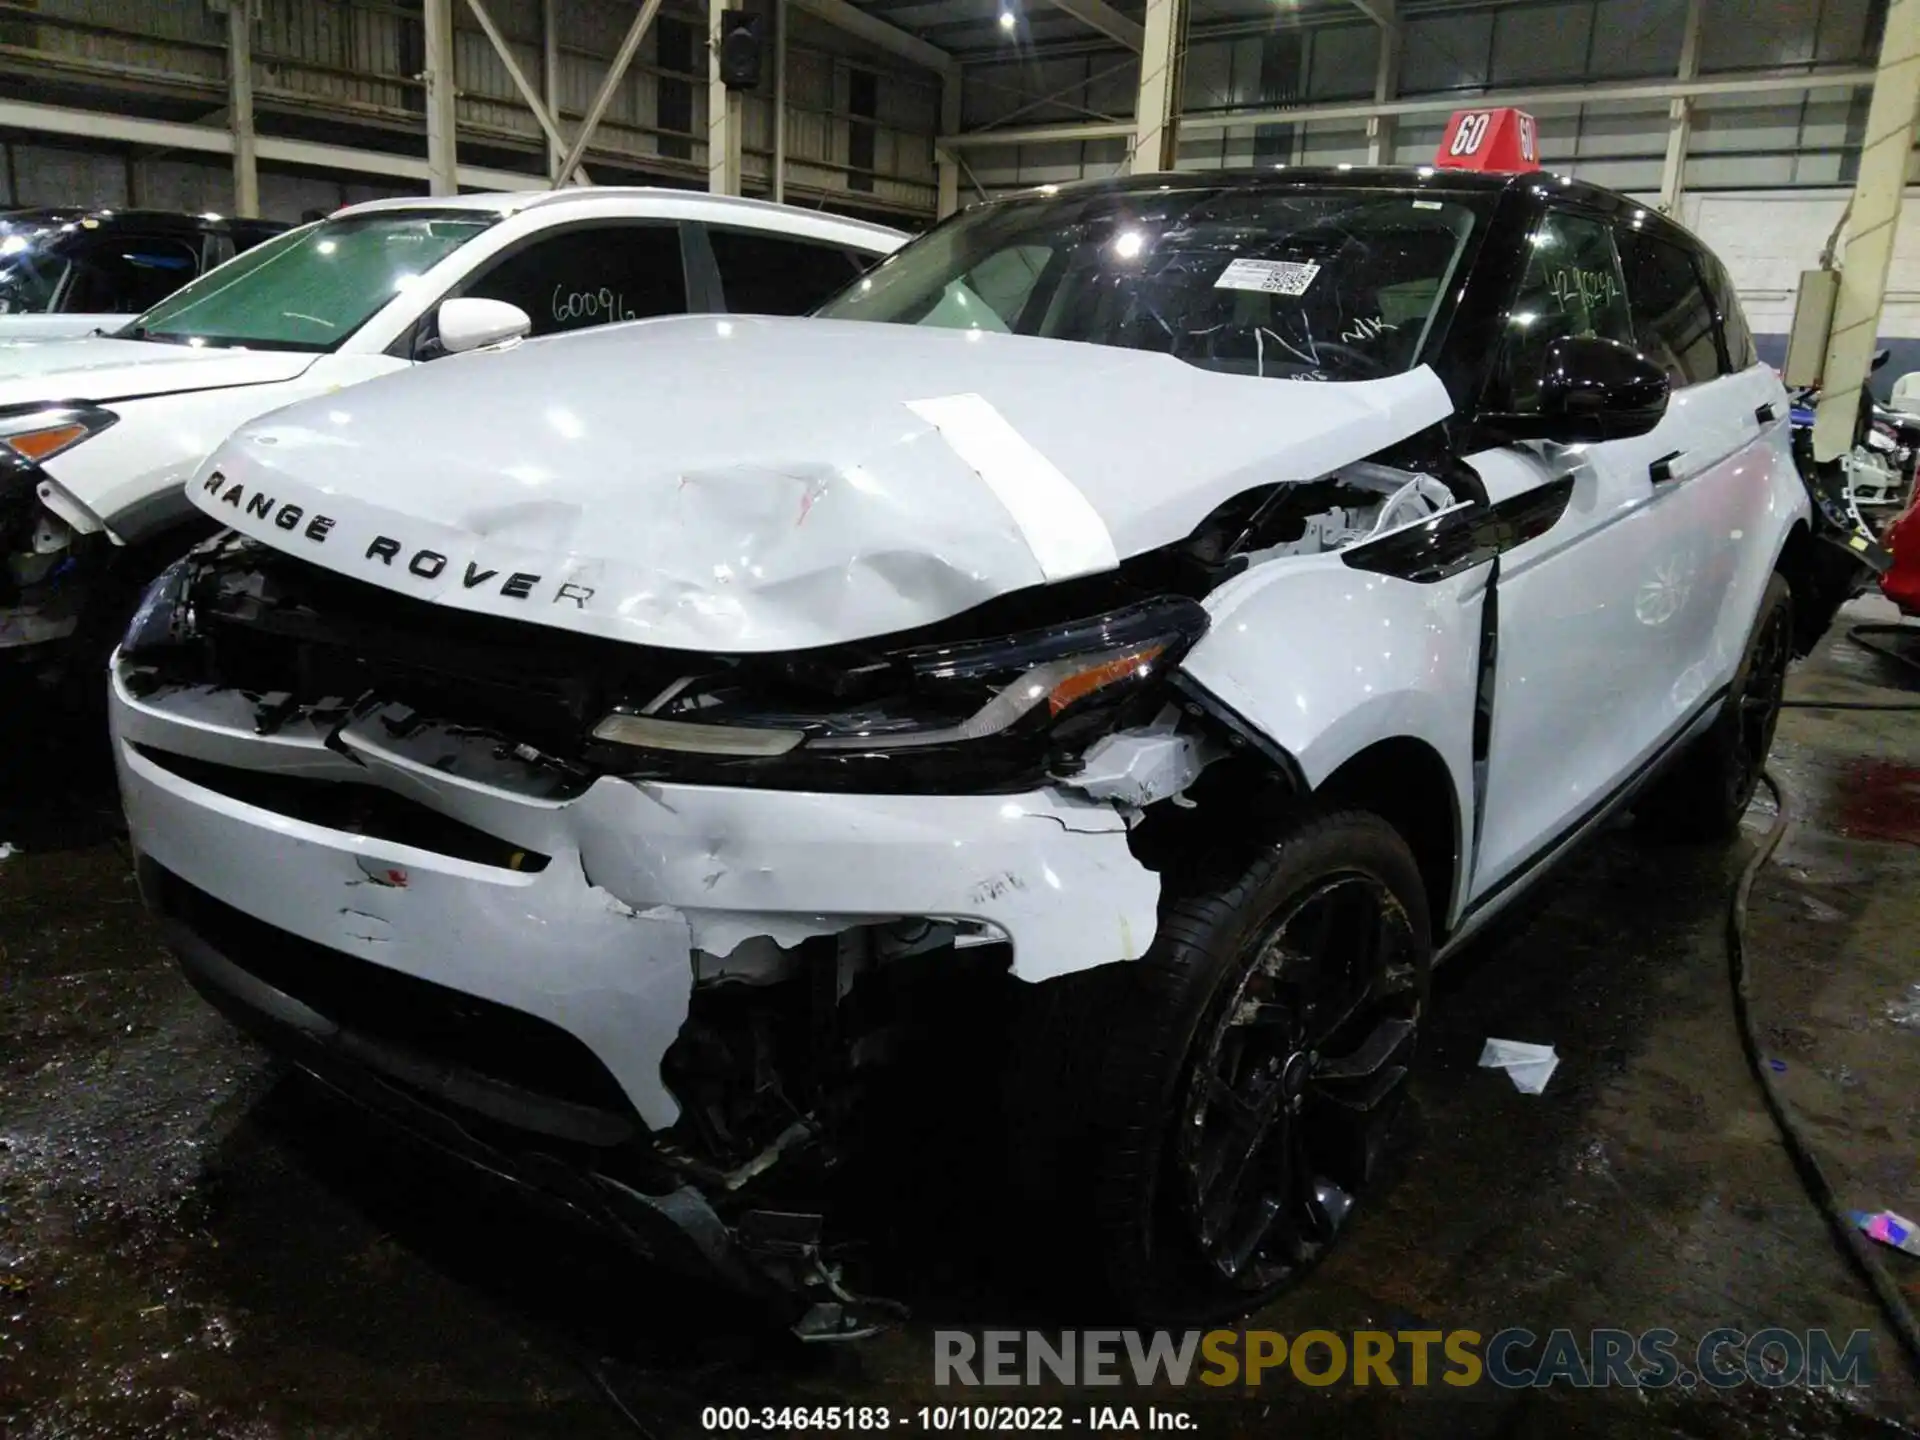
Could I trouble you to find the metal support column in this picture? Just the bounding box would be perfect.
[424,0,459,195]
[1130,0,1184,173]
[1366,2,1399,165]
[1658,0,1703,215]
[1814,0,1920,463]
[773,0,787,202]
[544,0,565,180]
[227,0,258,215]
[937,68,962,216]
[708,0,742,194]
[556,0,662,184]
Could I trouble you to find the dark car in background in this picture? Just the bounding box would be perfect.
[0,207,290,339]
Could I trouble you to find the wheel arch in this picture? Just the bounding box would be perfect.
[1770,517,1846,657]
[1311,734,1463,944]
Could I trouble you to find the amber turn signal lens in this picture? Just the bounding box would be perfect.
[3,423,91,462]
[1046,642,1167,716]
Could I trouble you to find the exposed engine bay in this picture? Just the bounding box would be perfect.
[109,452,1472,1334]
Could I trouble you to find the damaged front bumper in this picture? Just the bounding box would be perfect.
[110,659,1161,1321]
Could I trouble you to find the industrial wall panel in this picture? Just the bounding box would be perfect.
[1489,1,1593,86]
[1307,23,1376,102]
[1587,0,1685,77]
[1400,11,1493,93]
[134,157,232,214]
[1815,0,1874,63]
[1700,0,1820,72]
[1297,121,1367,166]
[1180,38,1235,116]
[12,143,127,208]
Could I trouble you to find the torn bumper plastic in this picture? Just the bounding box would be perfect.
[109,658,1162,1139]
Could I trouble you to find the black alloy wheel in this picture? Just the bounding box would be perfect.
[1176,871,1422,1291]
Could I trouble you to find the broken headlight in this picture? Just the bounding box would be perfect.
[120,555,196,660]
[591,597,1209,776]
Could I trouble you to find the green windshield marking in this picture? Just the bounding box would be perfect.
[131,213,495,352]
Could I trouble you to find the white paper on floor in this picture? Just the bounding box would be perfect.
[1479,1038,1560,1095]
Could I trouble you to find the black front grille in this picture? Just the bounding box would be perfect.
[148,542,694,755]
[133,744,550,871]
[148,862,636,1122]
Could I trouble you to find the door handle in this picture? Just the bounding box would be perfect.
[1649,450,1685,484]
[1756,402,1779,425]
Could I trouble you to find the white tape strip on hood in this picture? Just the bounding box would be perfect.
[906,392,1120,582]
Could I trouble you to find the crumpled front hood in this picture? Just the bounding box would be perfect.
[0,335,316,404]
[192,315,1453,653]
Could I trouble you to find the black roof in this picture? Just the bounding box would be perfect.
[979,164,1701,248]
[0,207,290,239]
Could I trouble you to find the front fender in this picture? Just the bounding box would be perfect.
[1178,551,1486,902]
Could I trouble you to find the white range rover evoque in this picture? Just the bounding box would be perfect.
[0,187,901,697]
[111,166,1829,1333]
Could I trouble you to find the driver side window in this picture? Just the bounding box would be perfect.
[1493,210,1633,413]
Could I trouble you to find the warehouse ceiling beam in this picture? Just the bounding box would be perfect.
[556,0,666,186]
[0,97,548,191]
[1042,0,1144,53]
[939,64,1881,146]
[788,0,954,74]
[1657,0,1703,215]
[466,0,592,183]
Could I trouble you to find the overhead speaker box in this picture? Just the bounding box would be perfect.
[719,10,765,90]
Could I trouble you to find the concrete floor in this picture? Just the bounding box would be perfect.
[2,603,1918,1439]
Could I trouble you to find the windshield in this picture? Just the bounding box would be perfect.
[817,185,1492,382]
[0,224,66,314]
[126,212,495,351]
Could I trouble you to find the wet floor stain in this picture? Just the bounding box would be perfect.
[1831,761,1920,847]
[4,609,1920,1438]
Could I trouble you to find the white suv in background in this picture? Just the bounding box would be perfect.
[0,188,903,695]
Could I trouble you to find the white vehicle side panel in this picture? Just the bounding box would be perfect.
[1179,552,1484,923]
[1469,363,1802,897]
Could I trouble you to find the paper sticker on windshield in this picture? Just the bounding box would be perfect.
[1215,258,1320,295]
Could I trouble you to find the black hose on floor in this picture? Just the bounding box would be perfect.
[1731,771,1920,1382]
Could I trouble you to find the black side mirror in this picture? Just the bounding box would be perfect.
[1484,335,1671,444]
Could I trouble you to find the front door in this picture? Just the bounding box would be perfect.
[1467,205,1731,899]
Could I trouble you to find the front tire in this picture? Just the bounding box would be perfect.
[1636,573,1793,842]
[1004,808,1431,1323]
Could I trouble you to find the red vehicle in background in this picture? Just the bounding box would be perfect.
[1884,493,1920,615]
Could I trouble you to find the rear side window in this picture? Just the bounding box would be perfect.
[1492,209,1633,413]
[1616,228,1721,388]
[1693,244,1756,372]
[708,226,868,315]
[63,235,201,314]
[463,223,688,336]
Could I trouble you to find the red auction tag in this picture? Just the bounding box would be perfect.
[1434,108,1540,172]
